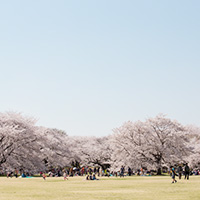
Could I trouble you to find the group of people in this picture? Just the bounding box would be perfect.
[171,163,190,183]
[119,166,155,177]
[6,169,30,178]
[45,166,105,177]
[3,162,199,184]
[40,163,192,183]
[86,173,99,180]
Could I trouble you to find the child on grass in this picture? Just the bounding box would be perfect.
[63,172,68,180]
[42,173,46,180]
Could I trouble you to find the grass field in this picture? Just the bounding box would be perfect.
[0,175,200,200]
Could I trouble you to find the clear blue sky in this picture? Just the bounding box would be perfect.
[0,0,200,136]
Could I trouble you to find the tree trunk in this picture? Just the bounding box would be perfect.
[157,167,162,175]
[156,158,162,175]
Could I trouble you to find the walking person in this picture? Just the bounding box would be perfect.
[63,171,68,180]
[184,163,190,180]
[171,166,177,183]
[42,173,46,180]
[177,164,183,180]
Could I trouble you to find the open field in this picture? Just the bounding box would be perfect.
[0,176,200,200]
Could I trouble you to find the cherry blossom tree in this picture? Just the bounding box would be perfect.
[0,112,39,171]
[111,115,191,174]
[35,127,74,170]
[72,136,112,169]
[0,111,198,175]
[0,112,75,173]
[185,125,200,169]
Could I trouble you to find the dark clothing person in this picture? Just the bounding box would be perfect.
[128,167,132,176]
[177,166,183,180]
[184,164,190,180]
[120,166,125,177]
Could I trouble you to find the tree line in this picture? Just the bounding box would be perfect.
[0,112,200,174]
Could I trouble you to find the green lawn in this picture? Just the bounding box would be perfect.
[0,175,200,200]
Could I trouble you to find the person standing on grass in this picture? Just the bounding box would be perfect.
[128,167,132,176]
[63,171,68,180]
[81,167,85,176]
[120,166,125,177]
[177,164,183,180]
[99,167,102,176]
[14,168,18,178]
[140,167,143,176]
[184,163,190,180]
[171,166,177,183]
